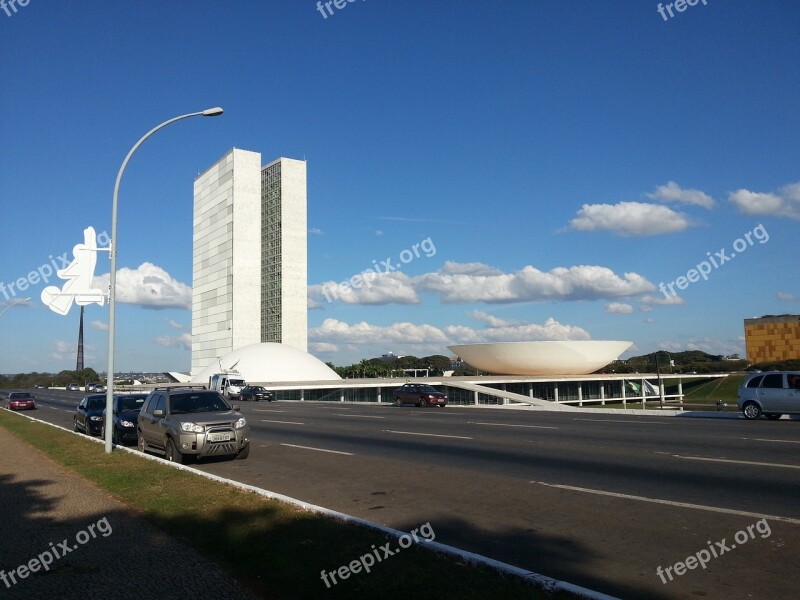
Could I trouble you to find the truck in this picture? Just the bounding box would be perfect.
[208,370,247,401]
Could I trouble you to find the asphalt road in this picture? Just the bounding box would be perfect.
[11,388,800,600]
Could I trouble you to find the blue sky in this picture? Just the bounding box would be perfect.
[1,1,798,374]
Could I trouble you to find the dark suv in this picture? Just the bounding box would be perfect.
[137,387,250,464]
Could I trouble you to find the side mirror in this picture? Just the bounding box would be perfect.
[154,409,164,417]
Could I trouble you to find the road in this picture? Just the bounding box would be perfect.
[11,388,800,599]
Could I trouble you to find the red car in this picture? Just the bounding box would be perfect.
[6,392,37,411]
[392,384,448,407]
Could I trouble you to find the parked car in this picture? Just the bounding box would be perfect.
[73,394,107,435]
[95,384,107,393]
[67,383,81,391]
[392,384,448,407]
[738,371,800,420]
[85,383,97,392]
[6,392,37,411]
[137,387,250,464]
[240,385,274,402]
[102,393,148,445]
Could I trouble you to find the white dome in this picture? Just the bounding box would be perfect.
[192,343,341,384]
[448,341,632,376]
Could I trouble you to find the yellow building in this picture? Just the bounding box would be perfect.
[744,315,800,363]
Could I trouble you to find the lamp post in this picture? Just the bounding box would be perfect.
[104,107,223,453]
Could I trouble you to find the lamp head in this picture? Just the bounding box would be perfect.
[202,107,224,117]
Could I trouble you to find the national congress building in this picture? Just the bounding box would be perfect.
[191,149,308,376]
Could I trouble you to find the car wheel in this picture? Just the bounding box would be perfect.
[73,418,80,432]
[742,402,762,420]
[394,397,402,407]
[138,433,147,454]
[235,444,250,460]
[766,413,782,420]
[165,438,187,465]
[417,397,427,407]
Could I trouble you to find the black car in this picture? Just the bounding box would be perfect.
[73,394,107,436]
[239,386,274,402]
[392,384,448,407]
[103,393,148,445]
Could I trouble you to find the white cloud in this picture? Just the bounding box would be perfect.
[647,181,715,209]
[54,340,74,353]
[310,272,419,306]
[640,294,685,307]
[155,333,191,350]
[605,302,634,314]
[415,261,655,303]
[90,320,109,331]
[94,263,191,310]
[467,310,524,327]
[568,202,692,236]
[166,319,184,330]
[728,182,800,219]
[374,229,384,237]
[308,227,323,235]
[659,337,743,356]
[777,292,797,301]
[309,316,591,355]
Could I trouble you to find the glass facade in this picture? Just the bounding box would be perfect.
[261,163,282,343]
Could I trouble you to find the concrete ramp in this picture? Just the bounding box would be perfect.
[445,381,576,411]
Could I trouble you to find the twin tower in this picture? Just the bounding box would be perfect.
[191,149,308,376]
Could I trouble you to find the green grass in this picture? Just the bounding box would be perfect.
[0,410,575,600]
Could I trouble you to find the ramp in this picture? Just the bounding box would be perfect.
[445,380,576,410]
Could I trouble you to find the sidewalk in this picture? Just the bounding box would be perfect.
[0,425,261,600]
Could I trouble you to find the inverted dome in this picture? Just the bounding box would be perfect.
[192,343,341,384]
[448,341,632,376]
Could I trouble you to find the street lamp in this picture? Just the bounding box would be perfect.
[104,107,223,453]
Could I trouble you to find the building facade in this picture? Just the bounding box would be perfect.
[191,149,307,376]
[744,314,800,364]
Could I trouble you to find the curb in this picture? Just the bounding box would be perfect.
[3,408,621,600]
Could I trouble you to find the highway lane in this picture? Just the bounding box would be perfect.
[7,389,800,599]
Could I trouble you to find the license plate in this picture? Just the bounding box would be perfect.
[208,432,232,442]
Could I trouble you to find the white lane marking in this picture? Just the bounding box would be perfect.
[281,443,353,456]
[334,413,386,419]
[742,437,800,445]
[469,421,558,430]
[574,418,673,425]
[253,409,287,413]
[665,453,800,470]
[531,481,800,525]
[384,430,473,440]
[261,419,305,425]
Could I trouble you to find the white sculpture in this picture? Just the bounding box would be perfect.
[41,227,107,316]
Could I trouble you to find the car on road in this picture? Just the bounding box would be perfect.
[239,385,274,402]
[5,392,37,411]
[74,394,107,435]
[86,383,97,392]
[392,383,448,407]
[67,383,81,391]
[137,387,250,464]
[102,393,148,445]
[738,371,800,420]
[95,384,107,393]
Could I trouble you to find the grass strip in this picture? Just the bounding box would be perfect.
[0,410,576,600]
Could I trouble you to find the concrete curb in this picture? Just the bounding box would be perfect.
[4,408,621,600]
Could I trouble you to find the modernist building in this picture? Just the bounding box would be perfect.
[744,314,800,364]
[191,149,307,376]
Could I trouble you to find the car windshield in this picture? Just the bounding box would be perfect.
[417,385,439,393]
[250,387,265,392]
[87,399,105,410]
[170,393,230,414]
[228,379,245,386]
[118,396,146,411]
[9,393,32,399]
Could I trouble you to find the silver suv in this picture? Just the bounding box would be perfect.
[737,371,800,420]
[137,387,250,463]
